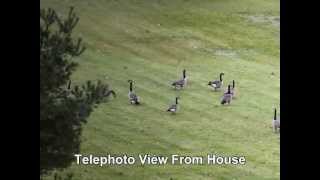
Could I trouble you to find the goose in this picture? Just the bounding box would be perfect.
[128,80,140,105]
[208,73,224,91]
[172,69,187,89]
[221,85,232,105]
[167,97,179,113]
[272,108,280,133]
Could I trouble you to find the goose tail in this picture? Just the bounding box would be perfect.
[221,100,226,105]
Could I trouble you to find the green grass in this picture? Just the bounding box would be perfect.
[41,0,280,179]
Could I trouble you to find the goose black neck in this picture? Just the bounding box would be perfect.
[176,97,178,104]
[220,73,223,81]
[274,108,277,120]
[129,82,133,92]
[228,85,231,93]
[232,80,235,88]
[183,70,186,78]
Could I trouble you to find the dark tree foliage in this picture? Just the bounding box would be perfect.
[40,7,115,176]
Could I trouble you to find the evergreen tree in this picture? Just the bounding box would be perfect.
[40,7,115,176]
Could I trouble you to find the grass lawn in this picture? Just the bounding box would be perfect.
[41,0,280,179]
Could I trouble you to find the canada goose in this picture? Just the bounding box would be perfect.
[208,73,224,91]
[167,97,179,113]
[272,108,280,133]
[172,69,187,89]
[221,85,232,105]
[128,80,140,105]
